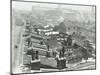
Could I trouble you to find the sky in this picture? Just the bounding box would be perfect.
[12,1,95,12]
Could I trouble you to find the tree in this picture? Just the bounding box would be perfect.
[53,21,66,33]
[80,47,90,62]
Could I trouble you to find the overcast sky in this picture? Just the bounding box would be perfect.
[12,1,95,12]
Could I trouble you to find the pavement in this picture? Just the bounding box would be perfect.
[67,61,95,70]
[14,58,95,74]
